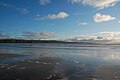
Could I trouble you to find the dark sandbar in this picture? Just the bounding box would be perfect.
[0,53,22,59]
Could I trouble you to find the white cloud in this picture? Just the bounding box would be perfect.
[75,35,96,40]
[94,13,115,23]
[40,32,55,37]
[97,31,120,37]
[39,0,51,5]
[65,31,120,43]
[36,14,40,17]
[0,33,11,39]
[0,2,12,7]
[78,22,88,25]
[66,34,120,43]
[22,31,55,40]
[70,0,120,9]
[48,12,69,19]
[40,12,69,20]
[0,2,29,14]
[17,8,29,14]
[118,20,120,23]
[71,0,81,3]
[34,14,41,20]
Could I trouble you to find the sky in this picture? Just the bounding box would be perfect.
[0,0,120,42]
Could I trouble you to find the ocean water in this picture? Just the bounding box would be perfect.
[0,43,120,79]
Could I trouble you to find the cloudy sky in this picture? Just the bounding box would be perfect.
[0,0,120,41]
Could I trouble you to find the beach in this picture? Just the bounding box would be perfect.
[0,56,64,80]
[0,43,120,80]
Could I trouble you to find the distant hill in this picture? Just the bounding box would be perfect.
[0,39,63,43]
[0,39,99,44]
[0,39,120,45]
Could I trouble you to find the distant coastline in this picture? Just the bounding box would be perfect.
[0,39,89,43]
[0,39,98,44]
[0,39,120,45]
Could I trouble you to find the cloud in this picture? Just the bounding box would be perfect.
[65,31,120,43]
[70,0,120,9]
[0,2,12,7]
[78,22,88,25]
[94,13,115,23]
[39,0,51,5]
[40,12,69,20]
[97,31,120,37]
[72,35,96,40]
[40,32,55,37]
[17,8,29,14]
[0,31,55,40]
[66,35,99,42]
[70,0,81,3]
[34,14,41,20]
[0,33,11,39]
[118,20,120,23]
[0,2,29,14]
[66,34,120,43]
[22,31,55,40]
[48,12,69,19]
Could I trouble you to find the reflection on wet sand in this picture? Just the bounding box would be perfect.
[0,57,64,80]
[94,64,120,80]
[0,43,120,80]
[0,56,96,80]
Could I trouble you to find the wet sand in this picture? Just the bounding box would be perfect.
[93,64,120,80]
[1,53,120,80]
[0,53,93,80]
[0,53,21,59]
[0,55,67,80]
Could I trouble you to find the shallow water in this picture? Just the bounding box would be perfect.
[0,43,120,80]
